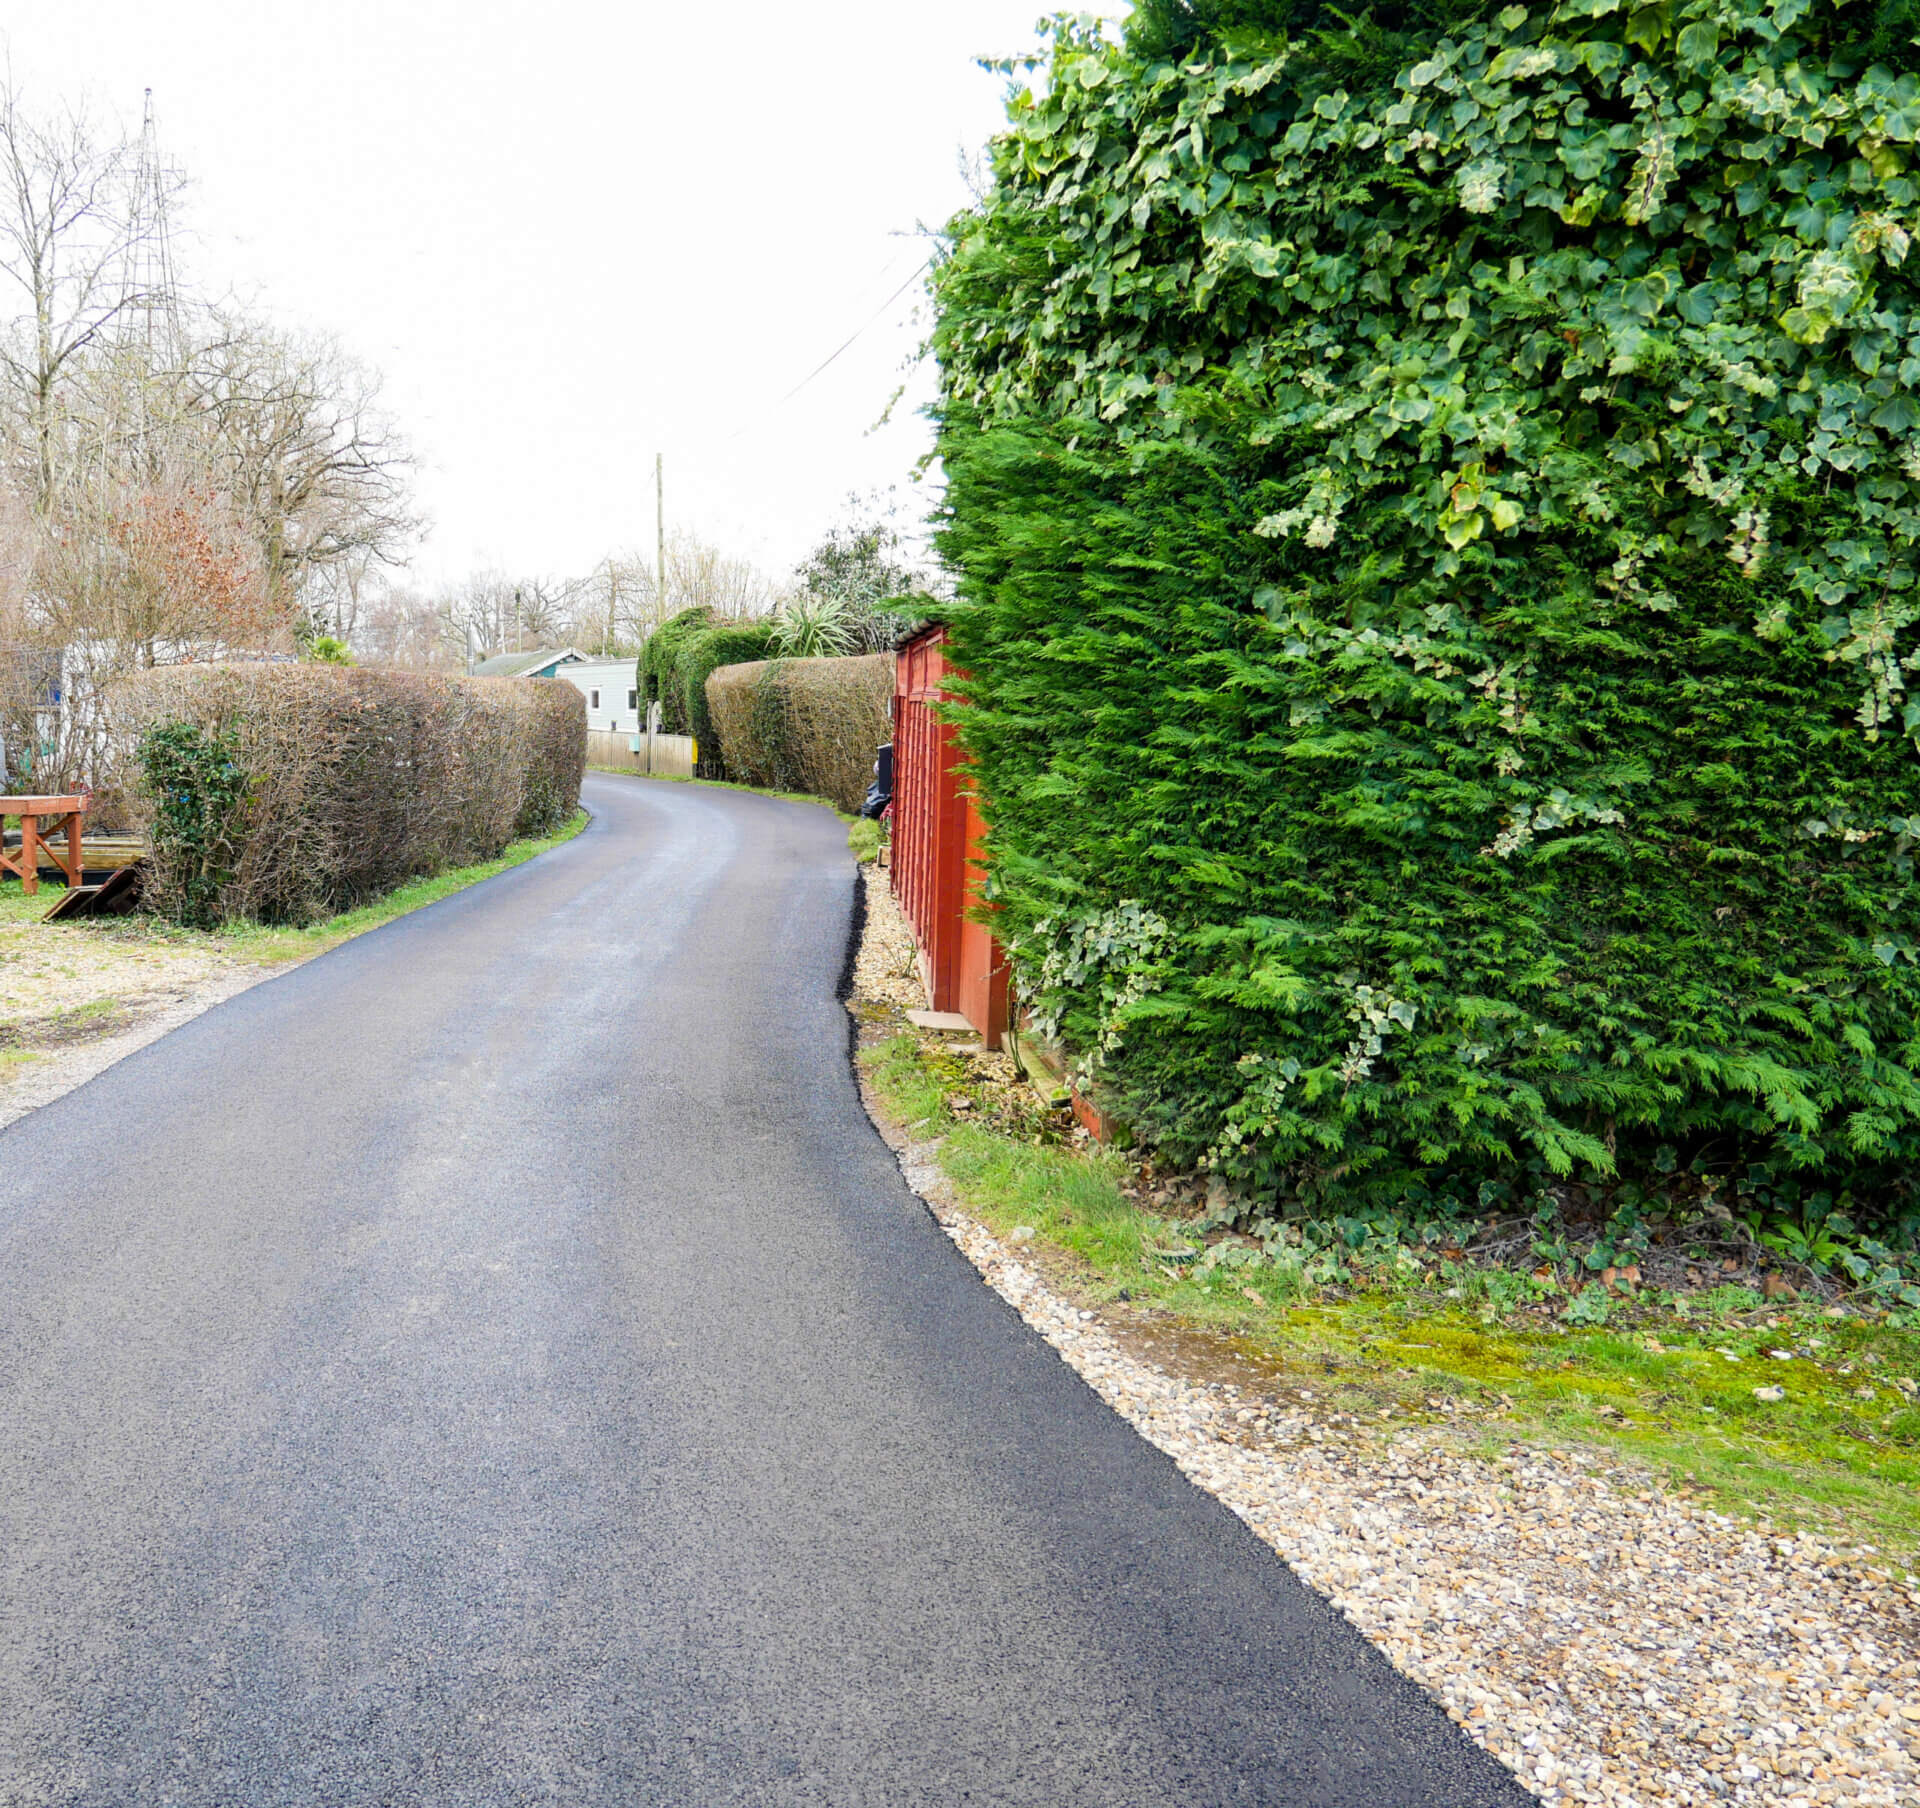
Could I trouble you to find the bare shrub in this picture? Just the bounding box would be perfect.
[114,664,585,923]
[705,654,892,813]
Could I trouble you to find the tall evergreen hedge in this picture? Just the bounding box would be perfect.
[930,0,1920,1225]
[636,608,778,776]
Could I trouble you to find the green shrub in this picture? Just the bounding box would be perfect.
[705,654,894,811]
[138,721,249,929]
[635,606,717,731]
[771,593,861,659]
[928,1,1920,1235]
[119,666,585,924]
[636,608,777,776]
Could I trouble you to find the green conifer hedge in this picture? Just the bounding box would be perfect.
[930,0,1920,1226]
[636,608,778,776]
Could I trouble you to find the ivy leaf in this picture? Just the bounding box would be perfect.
[1871,395,1920,432]
[1779,307,1831,346]
[1678,283,1718,325]
[1624,4,1671,52]
[1675,21,1720,66]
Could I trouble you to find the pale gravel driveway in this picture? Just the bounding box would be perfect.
[853,868,1920,1808]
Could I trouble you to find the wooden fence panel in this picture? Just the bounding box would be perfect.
[587,730,695,779]
[891,629,1008,1047]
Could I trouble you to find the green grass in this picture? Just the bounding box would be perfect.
[0,887,64,926]
[864,1031,1920,1559]
[0,810,589,962]
[53,997,120,1024]
[213,810,591,963]
[847,818,882,864]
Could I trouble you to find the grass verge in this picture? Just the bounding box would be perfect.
[0,809,590,960]
[863,1030,1920,1560]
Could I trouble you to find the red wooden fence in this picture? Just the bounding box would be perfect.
[892,627,1008,1048]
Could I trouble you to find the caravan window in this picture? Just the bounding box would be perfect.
[589,689,601,710]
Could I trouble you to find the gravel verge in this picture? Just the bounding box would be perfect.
[0,965,275,1133]
[851,867,1920,1808]
[0,915,277,1132]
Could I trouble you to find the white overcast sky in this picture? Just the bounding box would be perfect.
[4,2,1125,589]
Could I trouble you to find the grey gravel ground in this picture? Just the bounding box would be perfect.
[0,775,1526,1807]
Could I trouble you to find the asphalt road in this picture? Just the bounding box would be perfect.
[0,774,1530,1806]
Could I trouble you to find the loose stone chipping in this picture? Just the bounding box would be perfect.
[855,868,1920,1808]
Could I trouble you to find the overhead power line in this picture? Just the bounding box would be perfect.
[771,257,934,409]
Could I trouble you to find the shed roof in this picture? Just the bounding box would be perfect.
[471,648,581,678]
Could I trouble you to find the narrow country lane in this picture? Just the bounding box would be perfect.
[0,774,1529,1807]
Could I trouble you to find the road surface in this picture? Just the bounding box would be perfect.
[0,774,1529,1806]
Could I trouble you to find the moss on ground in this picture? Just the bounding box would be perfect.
[864,1031,1920,1559]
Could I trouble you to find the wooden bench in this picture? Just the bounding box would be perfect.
[0,796,86,895]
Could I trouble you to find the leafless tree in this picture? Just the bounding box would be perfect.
[569,555,649,656]
[0,73,426,791]
[182,319,417,619]
[424,568,572,665]
[441,568,516,659]
[661,527,780,620]
[0,75,175,507]
[354,579,457,670]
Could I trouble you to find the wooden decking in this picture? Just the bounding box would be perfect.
[0,834,148,878]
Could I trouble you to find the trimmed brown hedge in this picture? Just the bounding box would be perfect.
[705,654,892,813]
[116,664,585,923]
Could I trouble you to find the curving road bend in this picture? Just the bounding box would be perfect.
[0,774,1529,1806]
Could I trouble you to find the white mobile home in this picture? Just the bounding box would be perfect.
[558,660,641,735]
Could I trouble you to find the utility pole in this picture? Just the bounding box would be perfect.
[655,454,666,631]
[651,453,665,773]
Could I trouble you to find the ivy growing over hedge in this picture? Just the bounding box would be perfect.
[930,0,1920,1224]
[636,608,778,777]
[138,721,248,930]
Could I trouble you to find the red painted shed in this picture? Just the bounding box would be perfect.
[891,627,1009,1049]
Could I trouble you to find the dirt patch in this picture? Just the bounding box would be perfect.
[0,914,272,1130]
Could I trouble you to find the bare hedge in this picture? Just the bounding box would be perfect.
[704,653,892,813]
[116,664,585,923]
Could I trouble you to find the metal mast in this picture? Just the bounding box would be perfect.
[127,89,183,360]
